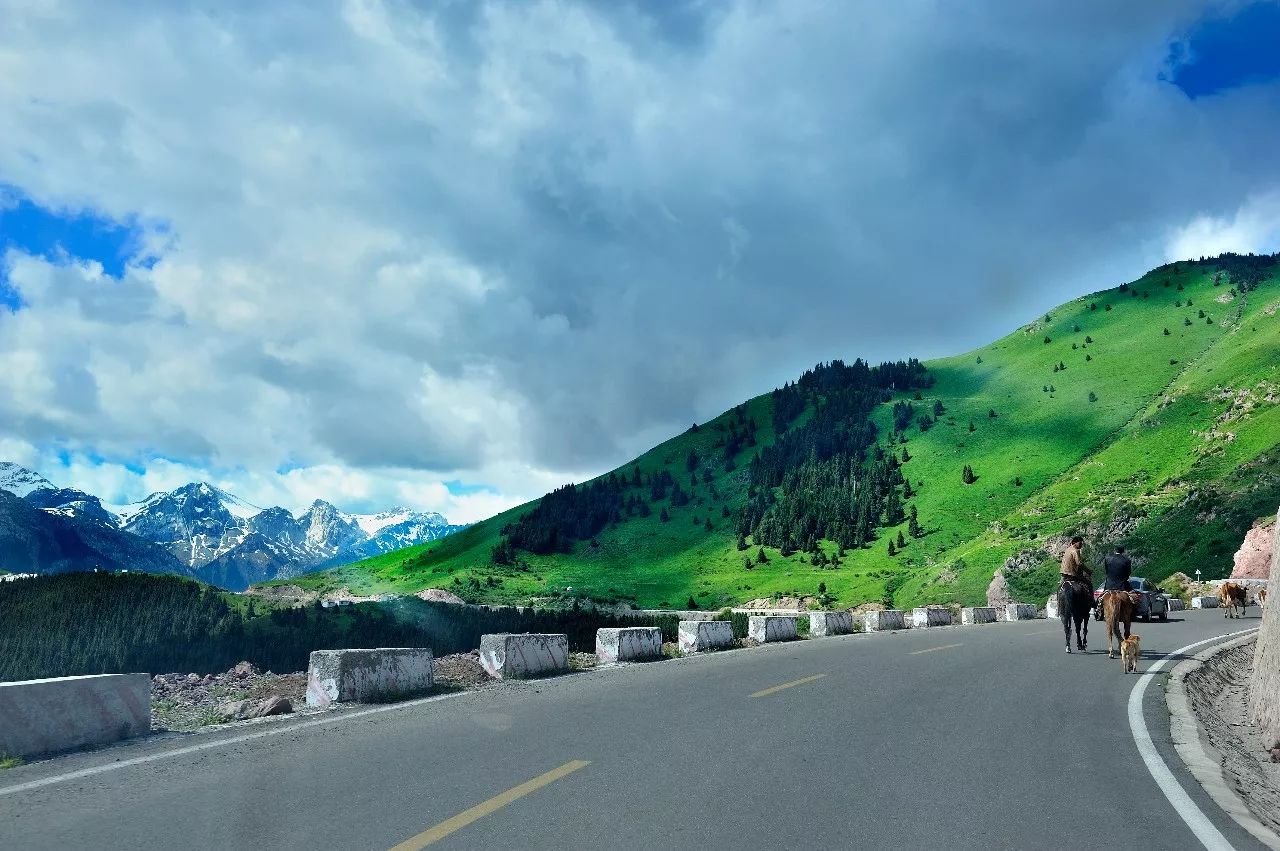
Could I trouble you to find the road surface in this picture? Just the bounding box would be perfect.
[0,609,1268,849]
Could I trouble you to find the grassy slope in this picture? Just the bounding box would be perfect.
[287,260,1280,609]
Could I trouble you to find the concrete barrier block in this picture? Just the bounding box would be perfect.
[678,620,734,654]
[912,607,952,628]
[1045,596,1060,619]
[961,607,997,625]
[0,674,150,759]
[863,610,906,632]
[478,634,568,679]
[595,627,662,663]
[809,611,854,637]
[1005,603,1038,621]
[306,647,434,708]
[748,616,798,643]
[1168,598,1186,611]
[1191,596,1219,609]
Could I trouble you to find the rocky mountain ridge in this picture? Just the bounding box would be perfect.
[0,465,465,589]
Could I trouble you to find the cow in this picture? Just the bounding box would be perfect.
[1219,581,1247,619]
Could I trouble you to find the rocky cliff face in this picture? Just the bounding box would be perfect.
[1248,507,1280,748]
[1232,518,1276,580]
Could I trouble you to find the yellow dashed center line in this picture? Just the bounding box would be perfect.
[390,759,590,850]
[909,643,963,656]
[750,673,827,698]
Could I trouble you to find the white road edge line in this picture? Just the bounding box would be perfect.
[0,690,465,798]
[1128,628,1258,851]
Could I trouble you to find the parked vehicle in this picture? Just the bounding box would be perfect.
[1093,577,1169,622]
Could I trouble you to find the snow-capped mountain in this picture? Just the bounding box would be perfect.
[0,462,55,498]
[120,483,261,568]
[0,463,467,590]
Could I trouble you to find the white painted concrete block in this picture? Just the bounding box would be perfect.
[862,610,906,632]
[961,607,997,625]
[1191,596,1219,609]
[595,627,662,663]
[678,620,734,654]
[306,647,434,708]
[1045,596,1059,619]
[911,607,952,628]
[1167,598,1186,611]
[478,634,569,680]
[809,611,854,637]
[0,674,151,759]
[1005,603,1038,621]
[748,616,798,643]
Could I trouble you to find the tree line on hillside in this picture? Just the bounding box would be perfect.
[489,358,930,565]
[0,573,682,680]
[737,358,932,554]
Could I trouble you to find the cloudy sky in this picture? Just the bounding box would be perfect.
[1,0,1279,522]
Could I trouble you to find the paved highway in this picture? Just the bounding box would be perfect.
[0,610,1267,850]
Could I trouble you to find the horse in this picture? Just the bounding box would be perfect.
[1100,590,1137,659]
[1219,582,1247,618]
[1057,579,1091,653]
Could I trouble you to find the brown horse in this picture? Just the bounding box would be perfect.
[1101,590,1137,659]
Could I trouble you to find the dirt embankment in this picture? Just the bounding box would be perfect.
[1183,637,1280,836]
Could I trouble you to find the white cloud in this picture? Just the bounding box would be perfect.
[1165,191,1280,260]
[1,0,1278,522]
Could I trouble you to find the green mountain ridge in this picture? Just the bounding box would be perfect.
[285,254,1280,610]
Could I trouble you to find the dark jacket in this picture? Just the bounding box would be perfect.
[1103,552,1132,591]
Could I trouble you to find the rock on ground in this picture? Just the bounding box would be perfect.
[414,588,467,605]
[151,663,306,732]
[986,570,1012,608]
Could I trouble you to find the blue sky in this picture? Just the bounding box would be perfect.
[0,187,150,309]
[1168,1,1280,97]
[1,1,1279,521]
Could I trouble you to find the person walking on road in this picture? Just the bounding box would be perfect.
[1102,545,1132,591]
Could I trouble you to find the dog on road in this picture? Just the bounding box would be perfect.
[1120,635,1141,674]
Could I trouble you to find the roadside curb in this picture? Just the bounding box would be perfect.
[1165,630,1280,850]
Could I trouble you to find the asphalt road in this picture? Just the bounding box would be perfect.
[0,609,1268,850]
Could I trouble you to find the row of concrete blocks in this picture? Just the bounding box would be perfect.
[862,603,1037,632]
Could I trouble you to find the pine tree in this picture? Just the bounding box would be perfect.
[988,408,997,418]
[704,517,713,532]
[1163,328,1170,336]
[968,421,976,432]
[1184,317,1192,326]
[1014,476,1023,487]
[887,540,896,556]
[660,508,670,523]
[962,464,976,485]
[1085,336,1093,343]
[1044,335,1052,344]
[902,480,914,499]
[1088,391,1098,402]
[932,400,945,416]
[757,548,768,564]
[896,530,906,548]
[1085,354,1092,361]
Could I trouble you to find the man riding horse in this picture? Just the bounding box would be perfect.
[1060,536,1093,602]
[1057,536,1094,652]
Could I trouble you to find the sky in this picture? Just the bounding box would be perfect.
[1,0,1280,523]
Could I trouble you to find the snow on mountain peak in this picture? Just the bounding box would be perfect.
[0,462,56,498]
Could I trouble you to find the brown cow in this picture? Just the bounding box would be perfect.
[1219,582,1247,619]
[1101,590,1138,659]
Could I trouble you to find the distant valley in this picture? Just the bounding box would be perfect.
[0,463,464,590]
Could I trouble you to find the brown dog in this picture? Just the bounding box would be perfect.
[1120,635,1141,674]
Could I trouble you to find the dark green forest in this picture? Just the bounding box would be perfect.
[0,573,680,680]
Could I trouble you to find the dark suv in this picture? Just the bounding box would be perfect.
[1093,577,1169,622]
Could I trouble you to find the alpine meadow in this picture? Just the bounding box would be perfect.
[283,254,1280,612]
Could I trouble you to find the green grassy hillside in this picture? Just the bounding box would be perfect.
[286,255,1280,610]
